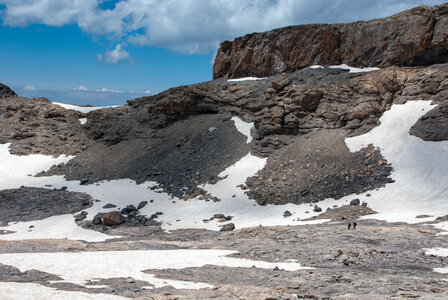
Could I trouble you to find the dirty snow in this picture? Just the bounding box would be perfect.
[425,248,448,274]
[0,249,308,290]
[231,116,253,143]
[329,64,380,73]
[0,282,126,300]
[53,102,116,113]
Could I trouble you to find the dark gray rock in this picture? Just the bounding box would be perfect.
[220,223,235,232]
[283,210,292,218]
[137,201,148,210]
[313,206,322,213]
[350,198,360,205]
[0,187,92,223]
[410,102,448,141]
[121,205,137,215]
[103,203,117,209]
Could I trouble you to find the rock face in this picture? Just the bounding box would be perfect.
[213,3,448,79]
[410,102,448,141]
[0,83,17,98]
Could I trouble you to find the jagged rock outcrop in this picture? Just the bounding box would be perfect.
[0,83,17,98]
[213,3,448,79]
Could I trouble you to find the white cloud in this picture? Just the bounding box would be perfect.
[23,85,37,91]
[73,85,88,91]
[96,43,129,64]
[95,87,123,93]
[0,0,446,54]
[129,89,151,94]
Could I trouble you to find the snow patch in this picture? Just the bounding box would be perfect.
[231,116,253,143]
[309,65,324,69]
[0,250,309,290]
[228,77,266,82]
[345,101,448,223]
[53,102,117,113]
[79,118,87,125]
[329,64,380,73]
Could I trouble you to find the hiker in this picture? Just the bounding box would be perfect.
[353,222,357,230]
[347,222,351,230]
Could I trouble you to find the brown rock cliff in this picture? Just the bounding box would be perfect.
[213,3,448,79]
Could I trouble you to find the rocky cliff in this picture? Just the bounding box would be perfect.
[213,3,448,79]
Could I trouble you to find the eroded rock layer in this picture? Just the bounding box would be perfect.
[213,3,448,79]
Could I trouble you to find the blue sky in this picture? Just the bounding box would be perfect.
[0,0,445,106]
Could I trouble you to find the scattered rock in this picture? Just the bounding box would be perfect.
[137,201,148,210]
[79,179,89,185]
[350,199,360,206]
[220,223,235,232]
[103,211,125,226]
[103,203,117,209]
[313,205,322,213]
[283,210,292,218]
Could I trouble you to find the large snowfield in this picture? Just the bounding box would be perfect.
[1,100,448,297]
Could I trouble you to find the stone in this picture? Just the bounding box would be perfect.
[350,198,360,205]
[137,201,148,210]
[103,203,117,209]
[121,205,138,215]
[313,205,322,213]
[92,213,104,225]
[361,202,368,207]
[79,179,89,185]
[103,211,125,226]
[220,223,235,232]
[283,210,292,218]
[73,211,87,221]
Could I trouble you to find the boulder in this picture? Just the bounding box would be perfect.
[220,223,235,232]
[121,205,137,215]
[350,198,360,205]
[137,201,148,210]
[103,203,116,209]
[103,211,125,226]
[283,210,292,217]
[313,205,322,212]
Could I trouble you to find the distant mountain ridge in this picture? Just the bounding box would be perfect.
[213,3,448,79]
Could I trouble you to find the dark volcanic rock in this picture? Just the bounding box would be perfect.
[410,102,448,141]
[0,83,17,98]
[0,187,93,223]
[246,130,393,205]
[213,3,448,79]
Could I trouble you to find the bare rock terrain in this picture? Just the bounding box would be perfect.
[213,3,448,79]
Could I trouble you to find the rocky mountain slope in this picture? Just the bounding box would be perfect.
[213,3,448,79]
[1,3,448,299]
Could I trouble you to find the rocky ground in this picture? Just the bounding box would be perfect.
[245,129,393,205]
[0,187,93,225]
[0,214,447,299]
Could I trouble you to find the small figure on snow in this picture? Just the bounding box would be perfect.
[347,222,351,230]
[353,222,357,230]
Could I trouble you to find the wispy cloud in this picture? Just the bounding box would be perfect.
[96,44,129,64]
[73,85,89,91]
[23,85,37,91]
[95,87,123,93]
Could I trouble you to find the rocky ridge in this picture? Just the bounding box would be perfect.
[213,3,448,79]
